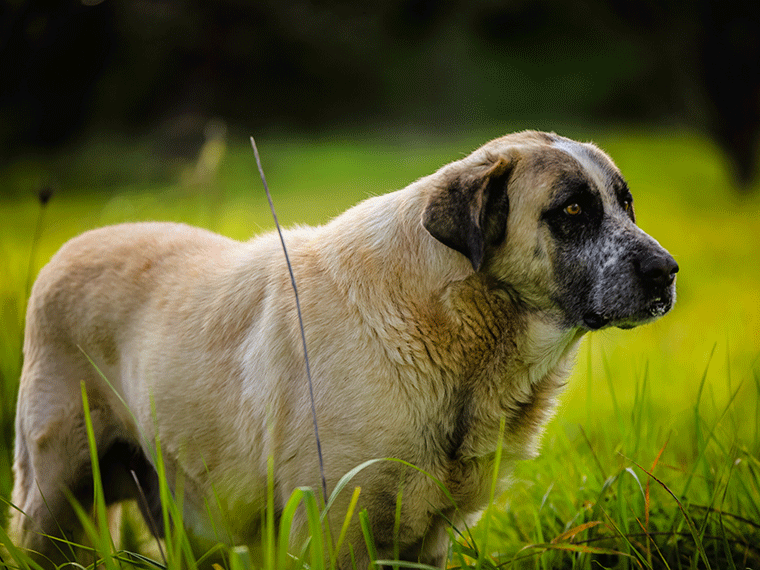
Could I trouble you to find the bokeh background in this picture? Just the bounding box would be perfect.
[1,0,760,190]
[2,1,760,566]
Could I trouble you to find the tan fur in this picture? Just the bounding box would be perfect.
[9,131,676,568]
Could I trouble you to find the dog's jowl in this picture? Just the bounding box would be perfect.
[9,131,677,568]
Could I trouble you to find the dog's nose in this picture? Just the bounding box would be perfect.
[637,252,679,287]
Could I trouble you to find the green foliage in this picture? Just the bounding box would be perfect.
[1,129,759,568]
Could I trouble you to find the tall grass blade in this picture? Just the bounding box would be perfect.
[80,381,118,570]
[333,486,361,567]
[149,398,198,570]
[475,417,505,570]
[250,136,328,505]
[278,488,307,569]
[372,561,442,569]
[359,509,377,568]
[718,460,739,570]
[579,424,607,484]
[683,368,743,508]
[130,468,167,565]
[266,455,275,570]
[510,539,639,568]
[321,456,462,538]
[230,545,253,570]
[590,474,619,523]
[754,368,760,449]
[633,459,712,570]
[631,511,672,570]
[393,486,403,569]
[597,508,650,569]
[277,487,324,570]
[602,349,626,440]
[118,549,169,569]
[77,346,151,450]
[682,344,716,499]
[322,458,384,520]
[586,335,594,431]
[302,488,324,570]
[0,522,47,570]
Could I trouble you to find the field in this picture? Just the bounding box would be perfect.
[1,128,759,569]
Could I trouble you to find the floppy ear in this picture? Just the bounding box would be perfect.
[422,155,514,271]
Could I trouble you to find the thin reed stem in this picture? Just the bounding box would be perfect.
[250,137,328,505]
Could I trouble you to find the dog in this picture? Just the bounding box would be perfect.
[9,131,678,568]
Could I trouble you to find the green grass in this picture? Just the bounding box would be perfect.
[1,127,759,569]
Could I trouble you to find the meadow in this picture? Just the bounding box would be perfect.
[0,127,759,569]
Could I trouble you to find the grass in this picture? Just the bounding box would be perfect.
[1,126,759,569]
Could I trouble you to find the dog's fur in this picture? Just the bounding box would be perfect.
[9,131,678,568]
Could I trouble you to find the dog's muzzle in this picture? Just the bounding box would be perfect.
[581,232,679,331]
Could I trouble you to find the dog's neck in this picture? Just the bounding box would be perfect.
[317,187,584,463]
[436,276,583,457]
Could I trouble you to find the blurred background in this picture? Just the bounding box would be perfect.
[1,0,760,192]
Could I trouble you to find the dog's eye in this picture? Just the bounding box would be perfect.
[564,203,582,216]
[622,200,631,212]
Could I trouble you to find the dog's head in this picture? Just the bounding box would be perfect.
[423,131,678,331]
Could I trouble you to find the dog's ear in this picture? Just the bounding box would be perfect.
[422,155,514,271]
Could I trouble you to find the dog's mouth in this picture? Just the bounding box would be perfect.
[582,312,610,330]
[582,292,675,331]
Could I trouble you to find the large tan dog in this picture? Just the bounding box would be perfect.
[10,131,678,568]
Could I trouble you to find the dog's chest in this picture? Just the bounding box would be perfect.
[421,319,582,473]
